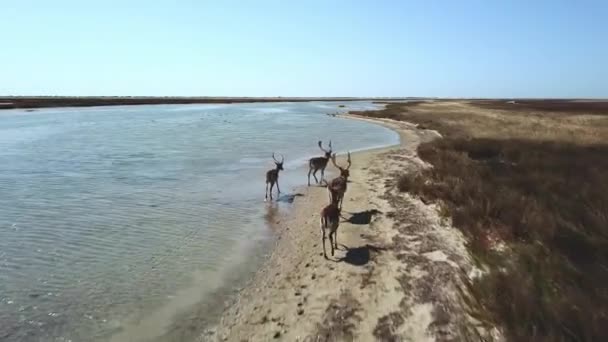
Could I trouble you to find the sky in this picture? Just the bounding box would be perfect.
[1,0,607,98]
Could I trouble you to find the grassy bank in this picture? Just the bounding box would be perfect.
[352,100,608,341]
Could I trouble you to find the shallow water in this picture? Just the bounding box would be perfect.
[0,101,399,341]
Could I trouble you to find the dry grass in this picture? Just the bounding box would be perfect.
[473,99,608,115]
[354,100,608,341]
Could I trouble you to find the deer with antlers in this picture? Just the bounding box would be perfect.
[326,152,351,210]
[320,201,341,258]
[308,140,332,186]
[265,153,284,201]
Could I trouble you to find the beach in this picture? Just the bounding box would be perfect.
[204,114,493,341]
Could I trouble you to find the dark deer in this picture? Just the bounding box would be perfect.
[326,152,351,210]
[308,140,332,186]
[265,153,284,201]
[320,202,341,258]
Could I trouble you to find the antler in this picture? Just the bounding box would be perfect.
[345,151,352,170]
[330,153,340,169]
[328,140,332,151]
[318,140,328,153]
[330,152,351,170]
[272,152,283,163]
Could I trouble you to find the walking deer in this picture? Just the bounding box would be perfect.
[326,152,351,210]
[308,140,332,186]
[320,202,341,258]
[265,153,284,201]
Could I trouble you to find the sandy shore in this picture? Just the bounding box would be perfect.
[203,116,497,341]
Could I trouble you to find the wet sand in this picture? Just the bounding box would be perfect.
[203,115,498,341]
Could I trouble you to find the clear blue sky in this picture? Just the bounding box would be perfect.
[1,0,607,98]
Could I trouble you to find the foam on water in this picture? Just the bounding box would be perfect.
[0,101,399,341]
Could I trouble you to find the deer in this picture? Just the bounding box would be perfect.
[320,201,341,258]
[325,152,352,210]
[308,140,332,186]
[265,153,284,201]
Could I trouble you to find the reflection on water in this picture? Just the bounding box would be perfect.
[0,101,398,341]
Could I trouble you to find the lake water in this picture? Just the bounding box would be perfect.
[0,101,399,341]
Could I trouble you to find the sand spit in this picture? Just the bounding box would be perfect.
[203,116,502,341]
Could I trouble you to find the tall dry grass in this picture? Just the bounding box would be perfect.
[355,100,608,341]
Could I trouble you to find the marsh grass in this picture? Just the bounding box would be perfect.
[355,100,608,341]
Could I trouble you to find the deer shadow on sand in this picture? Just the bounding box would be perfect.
[276,193,305,203]
[336,244,386,266]
[343,209,382,225]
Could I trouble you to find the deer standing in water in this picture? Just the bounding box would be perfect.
[265,153,284,201]
[308,140,332,186]
[326,152,351,210]
[320,201,341,258]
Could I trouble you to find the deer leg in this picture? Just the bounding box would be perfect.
[269,182,274,200]
[307,168,312,186]
[329,231,335,256]
[265,182,269,201]
[334,229,338,250]
[320,168,325,183]
[321,227,327,259]
[276,180,281,195]
[312,169,319,184]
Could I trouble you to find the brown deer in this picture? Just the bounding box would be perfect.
[265,153,284,201]
[326,152,351,210]
[308,140,332,186]
[320,202,341,258]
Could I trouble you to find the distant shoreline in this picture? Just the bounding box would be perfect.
[1,97,605,111]
[0,96,420,110]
